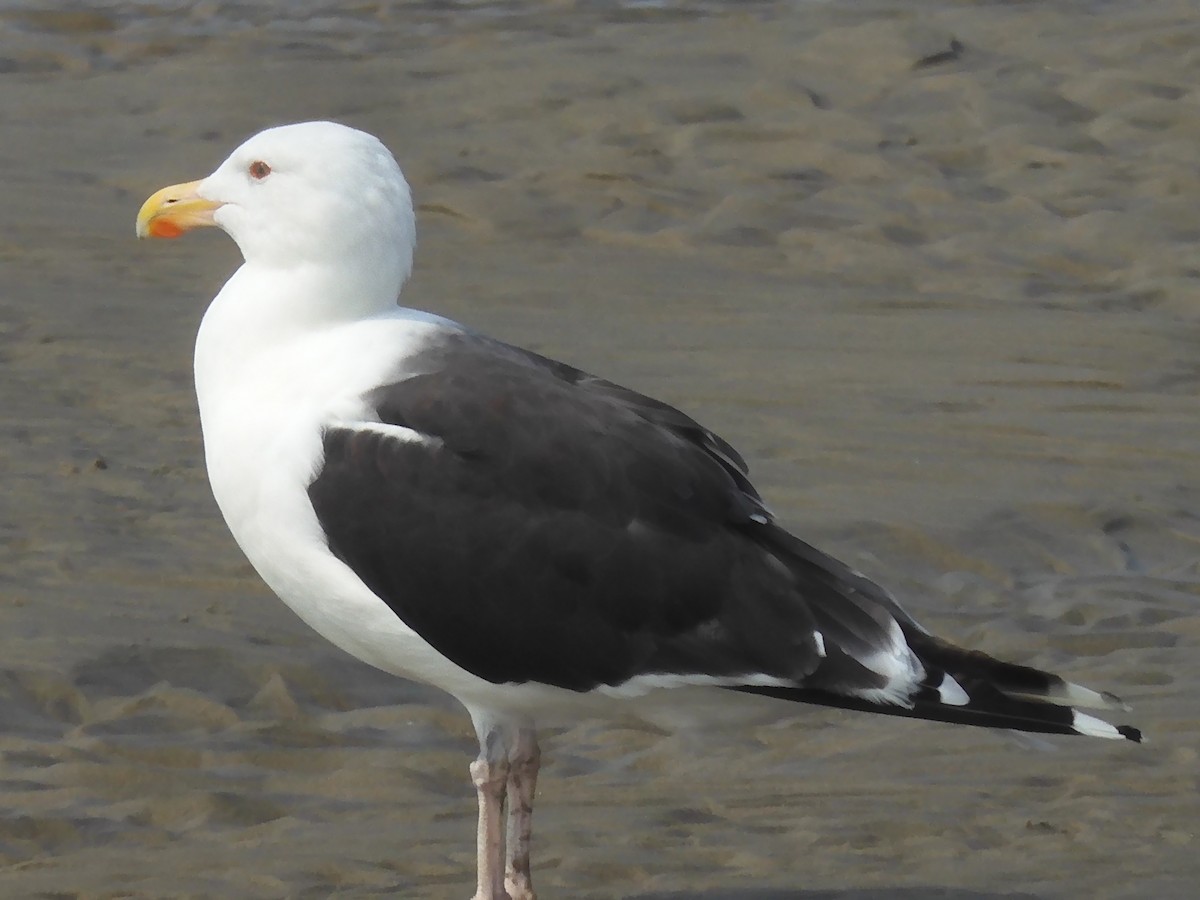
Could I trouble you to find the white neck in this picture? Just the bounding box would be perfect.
[193,258,404,420]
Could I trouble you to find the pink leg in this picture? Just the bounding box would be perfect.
[470,752,511,900]
[504,728,541,900]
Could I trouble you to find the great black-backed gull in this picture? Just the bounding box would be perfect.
[136,121,1140,900]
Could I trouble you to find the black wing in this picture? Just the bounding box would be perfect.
[307,331,908,694]
[305,330,1143,743]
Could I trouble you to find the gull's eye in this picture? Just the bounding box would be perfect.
[249,160,271,180]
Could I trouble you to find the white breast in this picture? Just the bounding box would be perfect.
[192,285,493,699]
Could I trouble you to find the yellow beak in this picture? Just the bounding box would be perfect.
[136,180,221,239]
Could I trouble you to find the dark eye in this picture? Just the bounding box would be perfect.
[248,160,271,180]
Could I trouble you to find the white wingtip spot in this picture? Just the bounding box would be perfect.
[938,673,970,707]
[856,619,924,705]
[813,630,826,658]
[1072,710,1124,740]
[1061,680,1131,712]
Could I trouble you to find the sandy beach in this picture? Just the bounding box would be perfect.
[1,1,1198,897]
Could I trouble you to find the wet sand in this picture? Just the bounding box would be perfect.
[1,1,1198,897]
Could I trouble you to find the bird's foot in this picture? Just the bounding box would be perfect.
[504,873,536,900]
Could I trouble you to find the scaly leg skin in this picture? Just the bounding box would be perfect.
[470,752,512,900]
[504,728,541,900]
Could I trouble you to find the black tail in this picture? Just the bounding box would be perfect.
[740,526,1143,743]
[737,682,1142,742]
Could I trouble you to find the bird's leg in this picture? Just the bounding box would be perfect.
[504,727,541,900]
[470,730,511,900]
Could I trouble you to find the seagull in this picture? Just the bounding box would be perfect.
[136,121,1141,900]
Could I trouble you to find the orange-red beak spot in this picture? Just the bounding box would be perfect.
[147,218,185,239]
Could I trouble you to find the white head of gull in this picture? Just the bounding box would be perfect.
[138,121,1141,900]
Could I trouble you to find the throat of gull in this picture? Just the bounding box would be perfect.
[191,252,416,448]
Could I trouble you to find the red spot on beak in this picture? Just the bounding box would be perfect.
[149,218,185,239]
